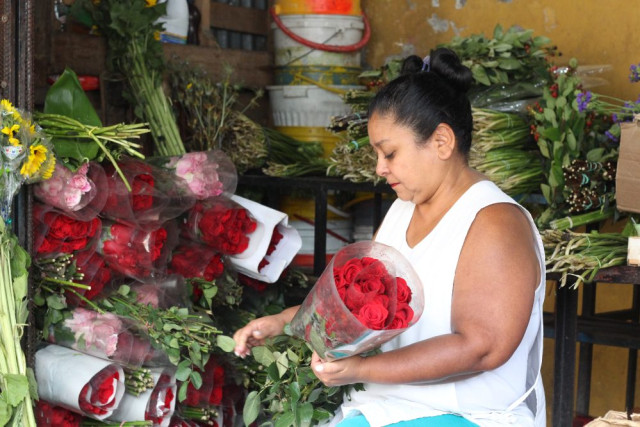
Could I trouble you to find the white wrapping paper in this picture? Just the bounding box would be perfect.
[35,345,125,420]
[109,368,177,426]
[229,194,302,283]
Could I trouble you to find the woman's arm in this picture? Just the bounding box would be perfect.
[311,203,540,386]
[233,305,300,358]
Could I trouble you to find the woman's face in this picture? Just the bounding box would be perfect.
[369,112,443,204]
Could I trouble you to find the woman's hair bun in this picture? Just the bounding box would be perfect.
[429,47,473,94]
[400,55,425,75]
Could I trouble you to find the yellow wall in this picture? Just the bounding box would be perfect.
[359,0,640,421]
[361,0,640,100]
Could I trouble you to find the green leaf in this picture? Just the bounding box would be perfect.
[541,184,552,204]
[497,57,522,70]
[275,411,295,427]
[189,370,203,389]
[26,368,38,401]
[286,348,299,364]
[288,382,301,404]
[566,130,577,151]
[276,352,289,378]
[298,402,314,425]
[307,387,322,403]
[178,381,189,403]
[216,335,236,353]
[3,374,29,407]
[252,346,277,366]
[537,139,550,159]
[175,360,192,382]
[45,294,67,310]
[471,64,491,86]
[44,68,102,126]
[586,147,606,161]
[163,323,181,332]
[0,399,10,427]
[493,24,504,39]
[243,391,261,425]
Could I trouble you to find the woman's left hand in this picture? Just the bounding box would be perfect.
[311,351,363,387]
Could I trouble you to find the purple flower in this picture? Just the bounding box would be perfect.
[605,130,619,142]
[576,91,592,113]
[629,63,640,83]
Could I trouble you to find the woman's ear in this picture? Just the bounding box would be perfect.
[432,123,456,160]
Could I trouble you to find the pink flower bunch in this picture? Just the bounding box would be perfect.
[36,163,93,211]
[171,152,224,199]
[63,308,123,357]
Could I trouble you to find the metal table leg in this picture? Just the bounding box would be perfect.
[553,279,579,427]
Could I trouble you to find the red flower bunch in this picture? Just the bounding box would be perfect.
[65,250,113,306]
[145,372,177,425]
[33,203,101,255]
[99,221,173,279]
[184,357,225,407]
[35,400,82,427]
[183,198,257,255]
[78,366,121,416]
[334,257,414,330]
[290,241,424,360]
[169,241,225,282]
[257,227,284,272]
[238,273,268,293]
[103,161,155,214]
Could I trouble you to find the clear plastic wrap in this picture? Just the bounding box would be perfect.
[181,197,258,256]
[46,308,169,368]
[97,219,179,281]
[290,241,424,360]
[33,161,108,221]
[33,202,102,256]
[101,156,196,230]
[147,150,238,200]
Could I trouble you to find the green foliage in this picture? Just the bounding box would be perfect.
[241,330,362,427]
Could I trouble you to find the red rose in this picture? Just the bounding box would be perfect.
[355,274,386,295]
[131,173,154,211]
[356,302,389,330]
[396,277,412,304]
[340,258,364,283]
[389,302,414,329]
[34,204,101,255]
[239,274,268,292]
[78,367,120,415]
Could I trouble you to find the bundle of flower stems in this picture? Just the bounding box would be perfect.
[34,112,148,191]
[261,128,329,177]
[542,229,628,288]
[470,108,543,197]
[327,136,382,184]
[167,62,267,173]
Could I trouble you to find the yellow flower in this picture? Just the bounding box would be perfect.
[186,82,193,90]
[39,152,57,180]
[145,0,157,7]
[153,31,160,41]
[20,144,48,178]
[0,99,15,113]
[2,124,21,146]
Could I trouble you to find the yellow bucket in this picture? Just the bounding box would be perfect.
[273,0,361,16]
[276,126,341,159]
[279,194,346,221]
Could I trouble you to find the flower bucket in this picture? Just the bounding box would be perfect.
[273,0,362,16]
[290,241,424,360]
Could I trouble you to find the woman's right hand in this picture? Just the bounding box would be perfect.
[232,305,300,358]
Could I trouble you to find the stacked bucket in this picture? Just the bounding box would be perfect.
[268,0,369,268]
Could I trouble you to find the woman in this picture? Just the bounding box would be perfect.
[233,48,546,427]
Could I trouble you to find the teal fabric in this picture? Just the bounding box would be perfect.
[336,414,479,427]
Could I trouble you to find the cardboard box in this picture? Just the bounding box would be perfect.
[615,117,640,214]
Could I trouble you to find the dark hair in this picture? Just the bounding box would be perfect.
[368,47,474,156]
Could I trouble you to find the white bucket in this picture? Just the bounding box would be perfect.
[267,84,363,127]
[290,219,352,255]
[272,14,364,67]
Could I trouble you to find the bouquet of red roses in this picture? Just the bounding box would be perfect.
[97,219,178,280]
[109,367,177,426]
[147,150,238,200]
[290,241,424,360]
[101,156,196,230]
[63,248,115,306]
[33,161,108,221]
[168,239,226,282]
[181,196,258,256]
[226,195,302,283]
[35,345,126,421]
[33,202,102,256]
[46,307,169,367]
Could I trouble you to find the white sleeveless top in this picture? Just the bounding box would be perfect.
[333,180,546,427]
